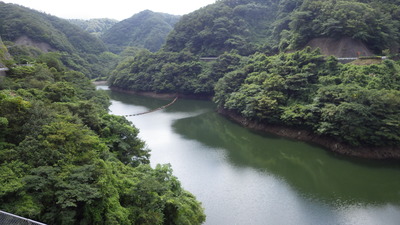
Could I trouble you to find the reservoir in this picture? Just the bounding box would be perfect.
[99,86,400,225]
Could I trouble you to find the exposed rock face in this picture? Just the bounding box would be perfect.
[305,37,373,58]
[218,108,400,160]
[15,35,54,52]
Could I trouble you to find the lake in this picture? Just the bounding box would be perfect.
[98,86,400,225]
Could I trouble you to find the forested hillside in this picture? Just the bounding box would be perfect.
[111,0,400,95]
[0,0,399,223]
[109,50,243,96]
[0,2,120,80]
[69,18,118,37]
[109,0,400,156]
[0,49,205,224]
[214,48,400,151]
[165,0,278,56]
[277,0,400,52]
[165,0,400,55]
[0,3,105,54]
[102,10,180,53]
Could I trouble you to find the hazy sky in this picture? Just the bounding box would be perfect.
[2,0,217,20]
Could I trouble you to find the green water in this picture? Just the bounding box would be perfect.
[100,86,400,225]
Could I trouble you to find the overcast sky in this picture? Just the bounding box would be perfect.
[2,0,217,20]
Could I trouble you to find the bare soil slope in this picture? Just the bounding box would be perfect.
[306,37,373,58]
[15,35,54,52]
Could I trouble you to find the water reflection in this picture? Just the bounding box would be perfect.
[100,86,400,224]
[172,112,400,205]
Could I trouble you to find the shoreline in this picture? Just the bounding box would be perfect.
[218,108,400,160]
[109,86,213,100]
[102,85,400,160]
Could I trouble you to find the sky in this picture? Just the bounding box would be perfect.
[2,0,217,20]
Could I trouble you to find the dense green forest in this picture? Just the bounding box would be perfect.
[1,0,400,221]
[214,48,400,147]
[165,0,400,55]
[0,3,105,54]
[109,47,400,148]
[277,0,400,52]
[111,0,400,95]
[165,0,278,56]
[109,0,400,150]
[69,18,118,37]
[109,50,242,96]
[0,2,120,80]
[0,52,205,224]
[102,10,180,53]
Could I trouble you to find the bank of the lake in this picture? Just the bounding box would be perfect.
[100,85,400,225]
[218,108,400,160]
[109,86,213,100]
[108,86,400,160]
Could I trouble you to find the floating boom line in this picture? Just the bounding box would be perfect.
[124,96,178,117]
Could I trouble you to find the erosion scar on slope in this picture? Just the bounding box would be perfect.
[124,96,178,117]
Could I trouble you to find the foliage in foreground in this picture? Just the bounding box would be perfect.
[0,59,205,224]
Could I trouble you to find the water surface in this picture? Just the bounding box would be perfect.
[99,86,400,225]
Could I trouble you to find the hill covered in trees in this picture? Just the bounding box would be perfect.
[215,48,400,156]
[109,0,400,157]
[0,2,106,54]
[69,18,118,37]
[164,0,278,56]
[110,0,400,95]
[0,46,205,224]
[0,2,120,80]
[164,0,400,56]
[102,10,181,53]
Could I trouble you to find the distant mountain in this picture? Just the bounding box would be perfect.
[101,10,180,53]
[69,18,118,37]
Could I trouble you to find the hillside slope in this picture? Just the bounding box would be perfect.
[0,2,118,79]
[69,18,118,37]
[0,2,106,54]
[164,0,278,56]
[102,10,180,53]
[305,37,373,58]
[164,0,400,56]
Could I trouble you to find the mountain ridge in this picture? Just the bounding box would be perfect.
[102,10,181,53]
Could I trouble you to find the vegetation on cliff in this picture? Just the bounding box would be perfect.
[0,2,119,80]
[0,49,205,224]
[164,0,400,55]
[277,0,400,52]
[108,0,400,152]
[164,0,278,56]
[0,2,106,54]
[110,0,400,95]
[214,48,400,148]
[109,50,243,96]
